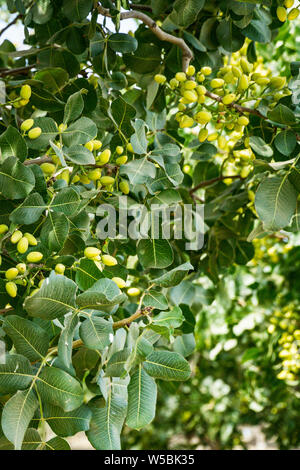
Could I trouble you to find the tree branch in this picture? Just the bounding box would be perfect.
[0,64,36,77]
[0,14,21,38]
[189,175,244,194]
[97,4,193,71]
[130,3,153,12]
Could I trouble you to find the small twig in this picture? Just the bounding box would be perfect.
[0,307,13,315]
[0,64,36,77]
[97,4,193,71]
[0,14,21,38]
[189,175,244,194]
[130,3,152,12]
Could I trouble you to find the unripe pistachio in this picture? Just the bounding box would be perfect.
[24,233,37,246]
[240,58,253,74]
[196,85,206,95]
[101,254,118,266]
[237,116,249,126]
[211,78,224,89]
[154,74,166,84]
[183,90,198,102]
[196,72,205,82]
[0,224,8,234]
[11,230,23,244]
[80,175,90,184]
[222,93,236,105]
[284,0,294,7]
[207,132,218,142]
[20,84,31,100]
[28,127,42,140]
[40,163,55,175]
[169,78,179,89]
[178,103,186,111]
[175,72,186,82]
[116,145,124,155]
[186,65,195,76]
[97,149,111,164]
[277,6,287,22]
[197,95,206,104]
[256,77,270,86]
[5,268,19,280]
[116,155,128,165]
[92,139,102,150]
[232,66,242,78]
[218,136,226,149]
[16,263,26,274]
[201,66,212,76]
[56,169,70,184]
[6,281,17,298]
[112,277,126,288]
[195,111,212,125]
[184,80,197,90]
[269,76,286,90]
[127,143,134,152]
[100,176,115,186]
[84,247,101,259]
[119,180,130,195]
[127,287,141,297]
[17,237,29,254]
[85,141,94,152]
[198,128,208,142]
[88,169,101,181]
[58,123,67,132]
[55,263,65,275]
[72,175,80,183]
[179,116,194,128]
[238,75,249,91]
[38,279,44,288]
[21,118,34,132]
[224,72,236,84]
[27,251,43,263]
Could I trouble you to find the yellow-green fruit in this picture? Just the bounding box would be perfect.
[5,268,18,280]
[183,90,198,102]
[6,281,17,298]
[175,72,186,82]
[16,263,26,274]
[17,237,29,254]
[11,230,23,244]
[41,163,55,175]
[58,123,67,132]
[207,132,218,142]
[195,111,212,125]
[55,263,65,275]
[80,175,90,184]
[100,176,115,186]
[84,247,101,259]
[27,251,43,263]
[97,149,111,164]
[269,77,286,90]
[116,145,124,155]
[21,119,34,132]
[222,93,236,105]
[119,180,130,195]
[127,287,141,297]
[186,65,195,76]
[184,80,197,90]
[231,66,241,78]
[180,116,194,128]
[72,175,80,183]
[154,74,166,84]
[101,254,117,266]
[116,155,128,165]
[198,128,208,143]
[0,224,8,234]
[169,78,179,88]
[20,99,29,107]
[294,330,300,340]
[211,78,224,89]
[20,84,31,100]
[240,58,253,74]
[196,72,205,82]
[24,233,37,246]
[201,66,212,76]
[28,127,42,140]
[127,143,134,152]
[57,169,70,184]
[239,75,249,90]
[196,85,206,96]
[256,77,270,86]
[112,277,126,288]
[284,0,294,7]
[237,116,249,126]
[38,279,44,288]
[288,8,299,20]
[88,169,101,181]
[277,6,287,22]
[93,140,102,150]
[218,135,226,149]
[85,141,94,152]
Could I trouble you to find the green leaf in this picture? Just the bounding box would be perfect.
[152,306,184,329]
[108,33,138,53]
[242,20,271,43]
[24,272,77,320]
[40,211,69,251]
[32,0,53,24]
[0,428,41,450]
[143,291,168,310]
[50,187,81,216]
[0,156,35,199]
[152,262,193,287]
[34,67,69,93]
[9,192,46,224]
[43,436,71,450]
[76,278,127,311]
[36,366,84,412]
[130,119,148,155]
[274,131,297,157]
[75,258,103,290]
[1,389,38,450]
[137,239,174,269]
[267,104,296,126]
[41,403,92,437]
[216,19,244,52]
[120,157,156,185]
[110,97,136,137]
[64,144,95,165]
[126,365,157,430]
[173,333,196,358]
[62,117,97,147]
[123,43,161,74]
[166,0,204,27]
[63,91,84,124]
[26,117,58,150]
[144,351,191,381]
[62,0,93,21]
[255,176,298,230]
[57,312,79,375]
[249,136,273,158]
[0,126,27,162]
[170,280,196,305]
[0,354,33,394]
[3,315,49,362]
[106,348,131,377]
[79,315,113,351]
